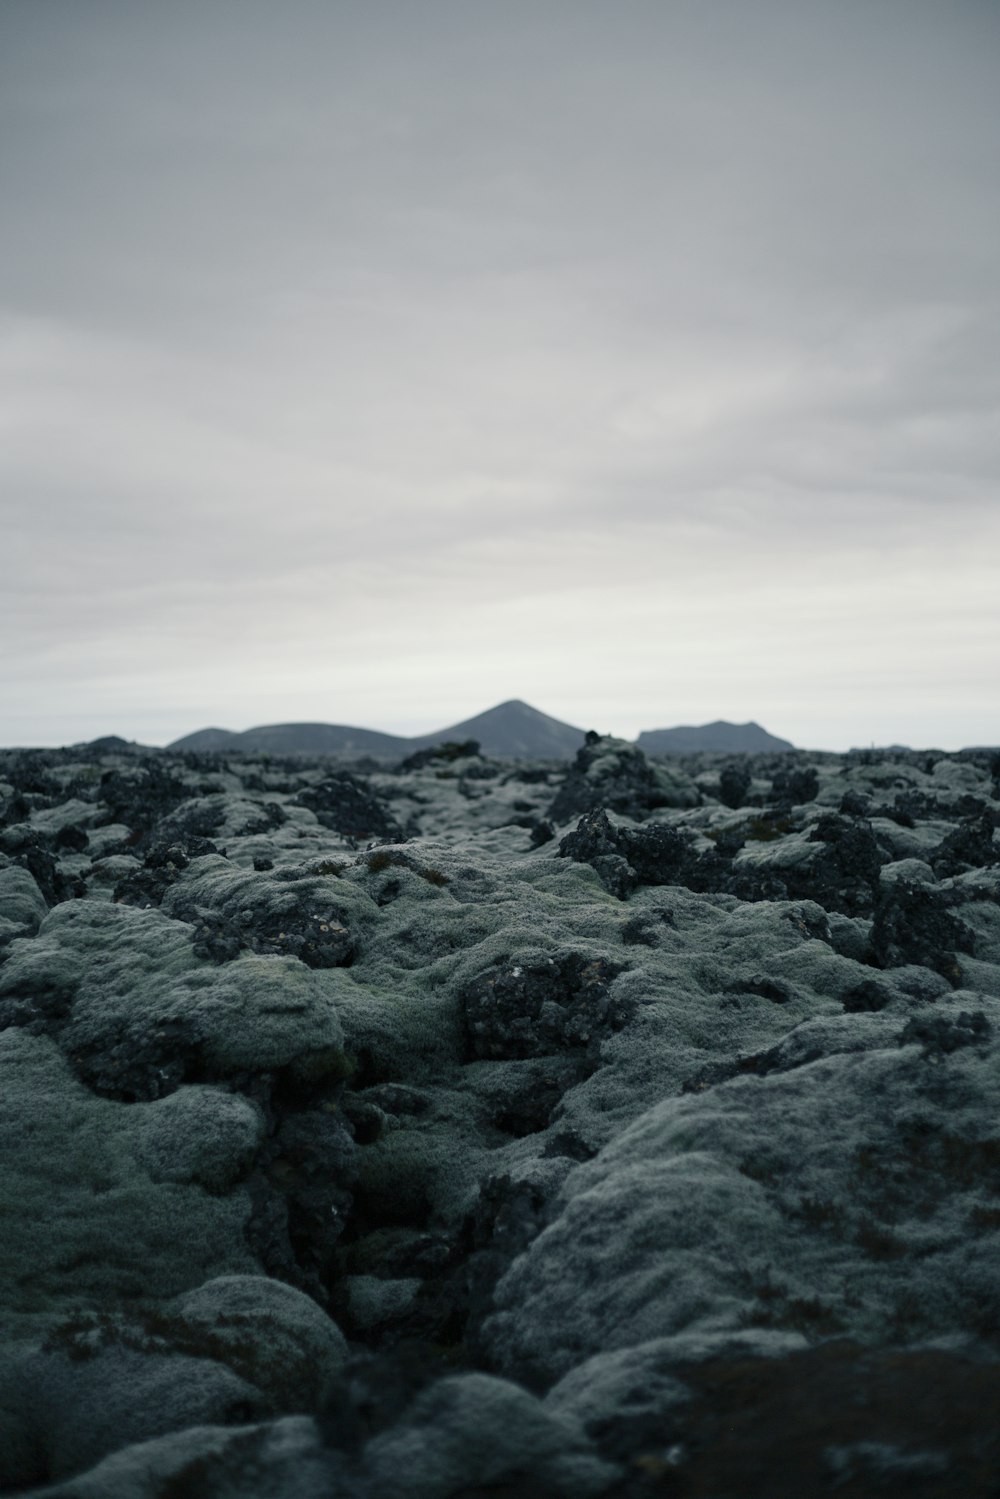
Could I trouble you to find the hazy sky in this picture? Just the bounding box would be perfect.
[2,0,998,750]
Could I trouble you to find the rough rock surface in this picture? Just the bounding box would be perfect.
[1,736,999,1496]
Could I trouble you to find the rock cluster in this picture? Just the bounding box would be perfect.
[1,734,999,1496]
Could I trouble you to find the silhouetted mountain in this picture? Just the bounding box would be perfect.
[637,720,793,754]
[409,700,586,759]
[71,735,147,754]
[167,700,586,761]
[162,727,245,753]
[167,722,413,758]
[169,706,793,761]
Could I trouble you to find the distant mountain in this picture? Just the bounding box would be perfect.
[637,720,793,755]
[168,705,793,761]
[162,727,245,753]
[168,722,414,758]
[173,722,416,758]
[409,700,586,760]
[167,700,587,761]
[71,735,147,754]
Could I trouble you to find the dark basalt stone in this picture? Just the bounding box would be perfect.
[113,835,221,907]
[558,809,731,901]
[839,789,872,817]
[603,1342,1000,1497]
[843,978,897,1013]
[69,1014,205,1101]
[294,774,403,841]
[399,739,481,771]
[770,765,820,808]
[53,823,89,853]
[457,1170,563,1359]
[240,1084,362,1304]
[94,760,193,835]
[795,814,884,917]
[930,809,999,878]
[560,806,887,917]
[870,883,975,985]
[461,950,628,1060]
[185,904,355,969]
[719,761,753,809]
[2,834,86,908]
[1,753,62,804]
[528,818,555,847]
[273,1110,358,1286]
[0,984,74,1037]
[547,732,674,825]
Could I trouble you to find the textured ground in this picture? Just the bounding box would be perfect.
[1,733,999,1497]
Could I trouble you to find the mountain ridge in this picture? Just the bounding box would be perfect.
[168,701,793,760]
[637,720,794,755]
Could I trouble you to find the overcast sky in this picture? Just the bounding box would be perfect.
[2,0,998,750]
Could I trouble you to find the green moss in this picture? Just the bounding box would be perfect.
[363,849,450,886]
[365,850,397,874]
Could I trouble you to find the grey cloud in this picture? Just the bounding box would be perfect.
[1,0,998,748]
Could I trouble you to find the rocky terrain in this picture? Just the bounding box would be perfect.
[1,730,999,1497]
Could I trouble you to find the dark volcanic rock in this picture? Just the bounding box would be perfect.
[113,836,221,907]
[461,951,628,1060]
[603,1342,1000,1499]
[719,760,753,809]
[559,806,885,917]
[185,900,354,970]
[70,1014,205,1101]
[871,882,975,984]
[547,732,689,825]
[558,808,729,901]
[399,739,481,771]
[4,738,1000,1499]
[798,814,884,916]
[930,809,999,878]
[1,834,86,908]
[294,773,403,842]
[94,760,193,835]
[771,764,820,808]
[556,808,642,898]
